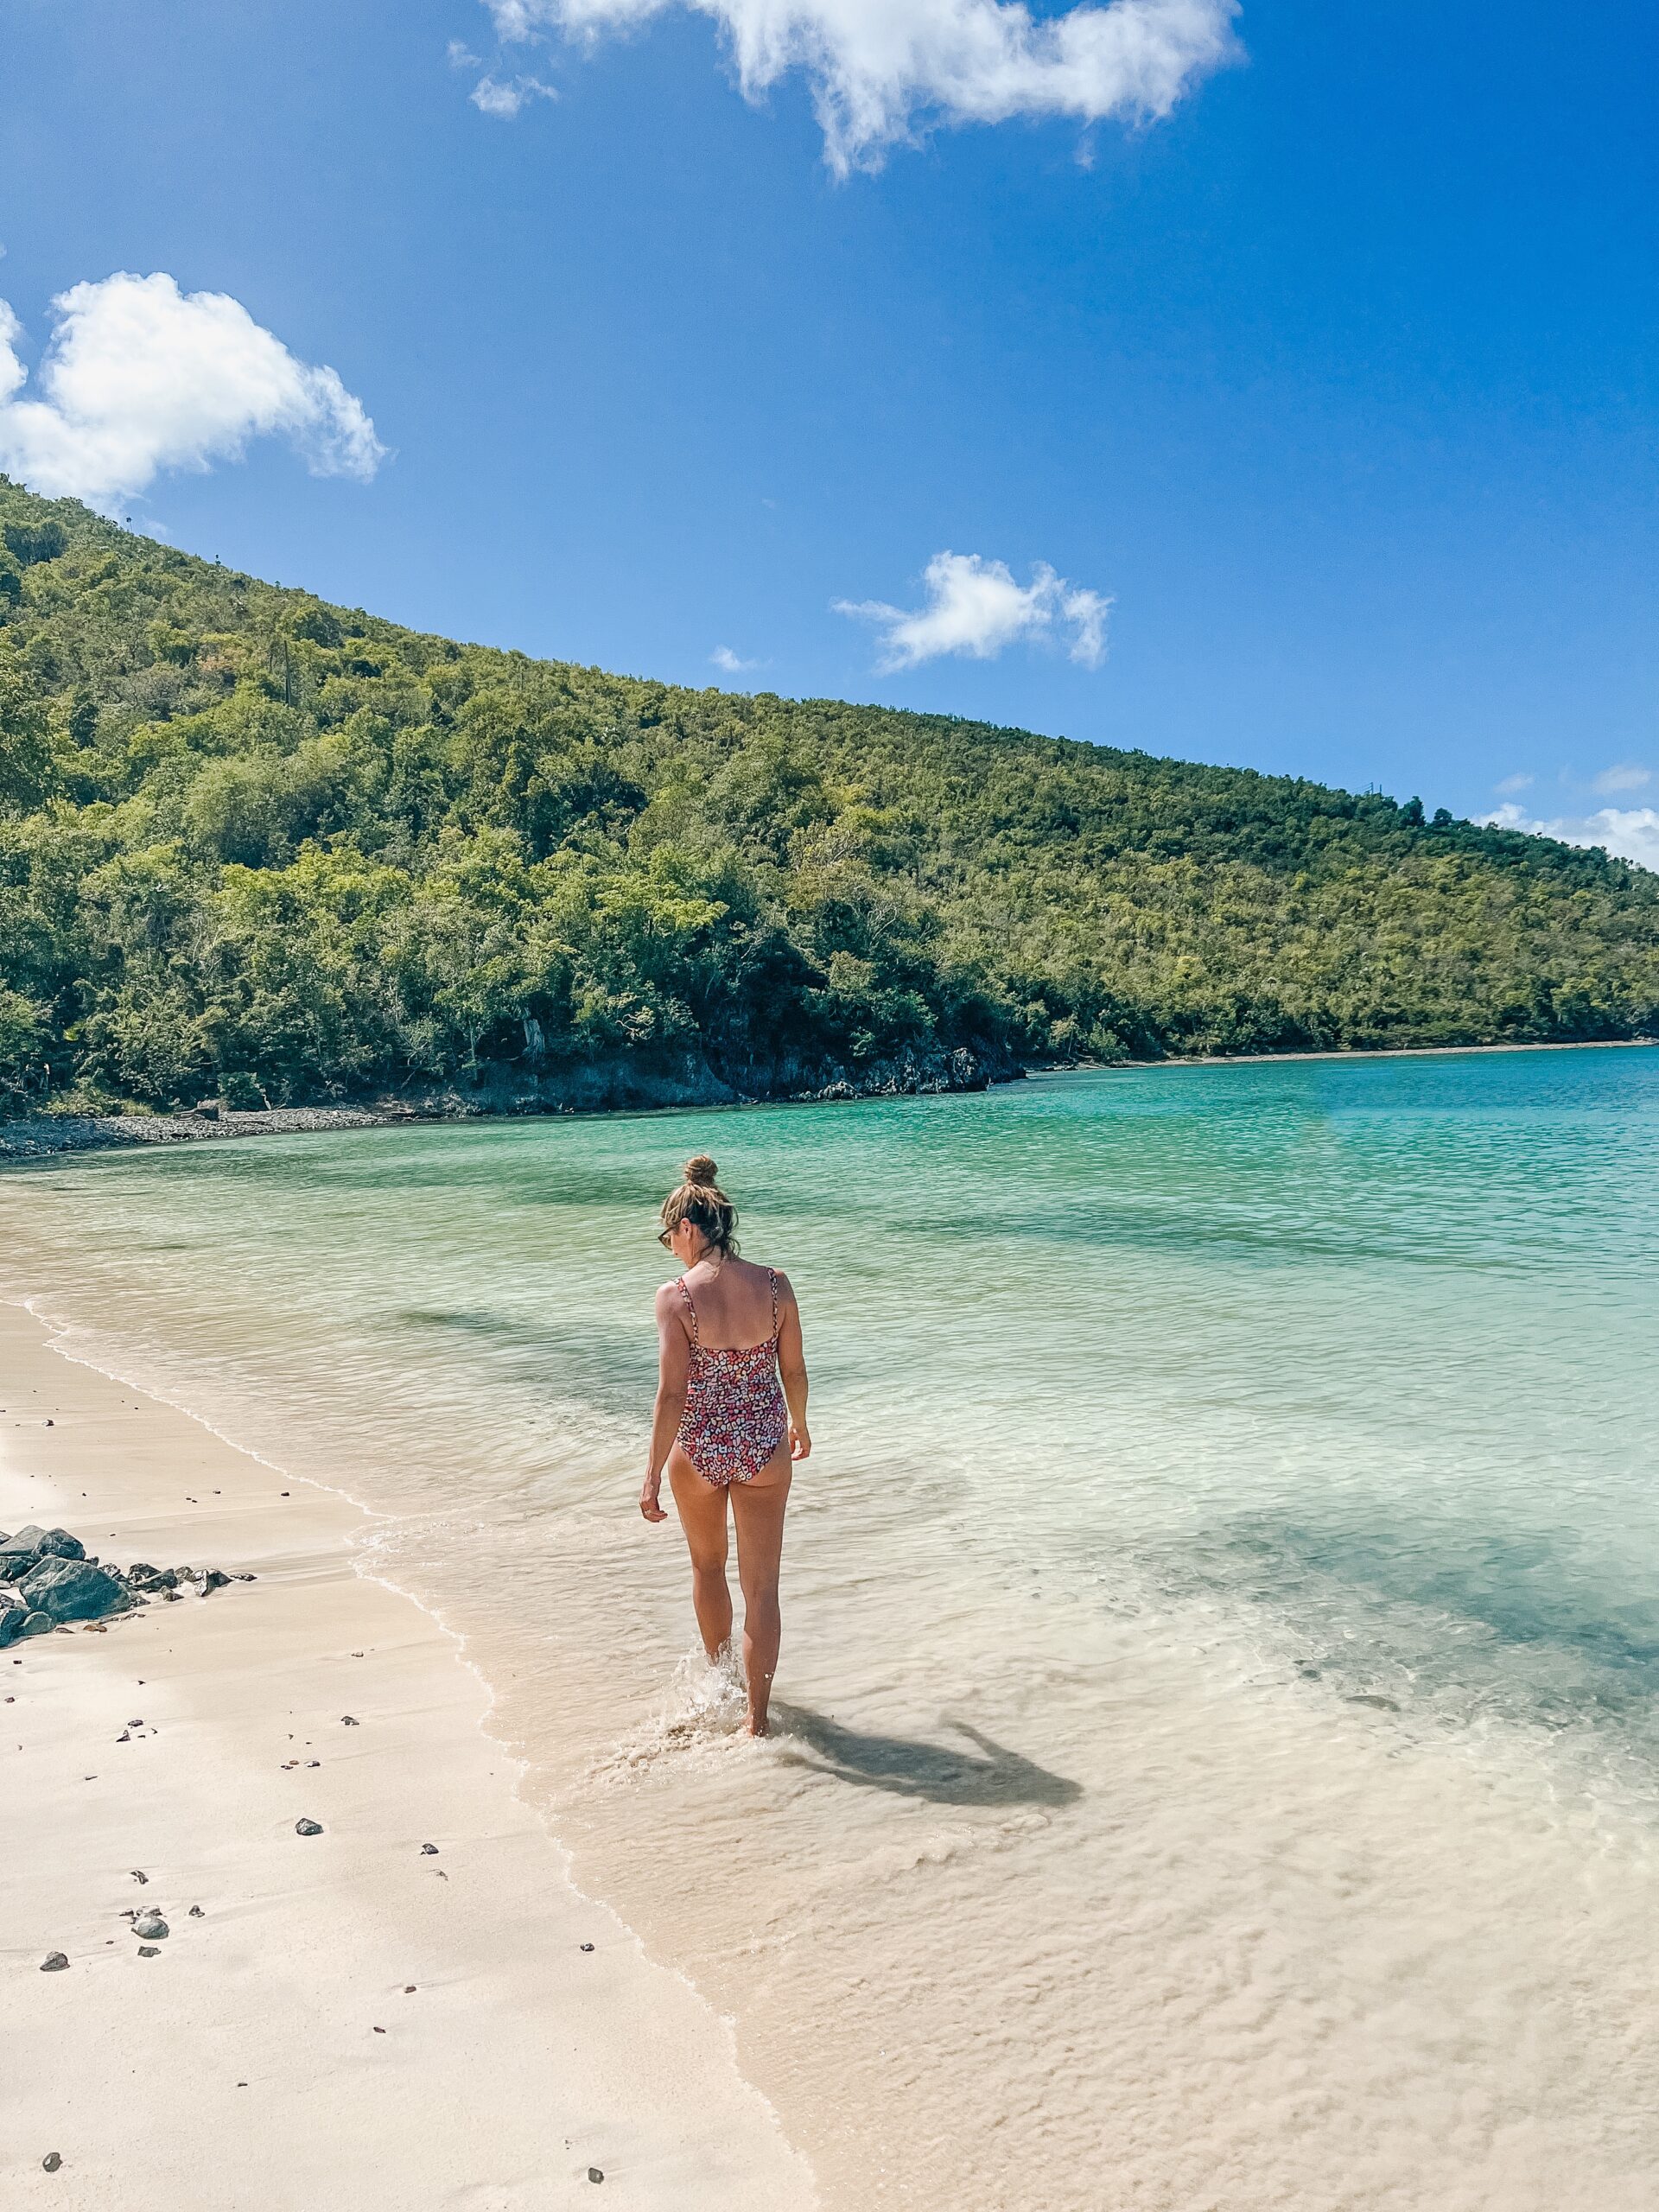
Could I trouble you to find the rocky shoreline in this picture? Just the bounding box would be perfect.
[0,1521,251,1643]
[0,1043,1018,1161]
[0,1103,385,1161]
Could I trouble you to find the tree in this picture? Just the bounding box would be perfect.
[3,518,67,568]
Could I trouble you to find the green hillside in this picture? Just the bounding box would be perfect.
[1,477,1655,1114]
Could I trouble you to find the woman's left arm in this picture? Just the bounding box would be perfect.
[776,1274,811,1461]
[641,1284,690,1522]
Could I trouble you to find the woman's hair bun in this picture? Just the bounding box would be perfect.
[662,1155,738,1255]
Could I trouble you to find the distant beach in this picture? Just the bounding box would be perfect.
[3,1033,1653,1165]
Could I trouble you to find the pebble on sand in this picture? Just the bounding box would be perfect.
[588,2168,605,2183]
[133,1913,168,1941]
[43,2152,62,2172]
[296,1818,324,1836]
[137,1945,161,1958]
[40,1952,68,1972]
[421,1842,439,1855]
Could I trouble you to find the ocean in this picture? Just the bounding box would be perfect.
[6,1045,1658,2209]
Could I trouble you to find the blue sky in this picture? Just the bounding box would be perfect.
[2,0,1656,856]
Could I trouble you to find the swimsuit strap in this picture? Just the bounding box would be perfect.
[768,1268,779,1341]
[677,1275,700,1350]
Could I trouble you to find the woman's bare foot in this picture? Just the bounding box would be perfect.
[745,1713,771,1738]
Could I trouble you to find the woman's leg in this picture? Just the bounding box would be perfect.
[667,1446,733,1660]
[730,1449,792,1735]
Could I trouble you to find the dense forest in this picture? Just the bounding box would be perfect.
[1,477,1655,1115]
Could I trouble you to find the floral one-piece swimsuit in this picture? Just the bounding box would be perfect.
[676,1268,788,1486]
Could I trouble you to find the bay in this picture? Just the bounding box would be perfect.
[6,1045,1658,2208]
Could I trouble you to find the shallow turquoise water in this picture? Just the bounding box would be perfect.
[7,1046,1659,2209]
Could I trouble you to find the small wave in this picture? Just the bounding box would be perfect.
[594,1644,758,1782]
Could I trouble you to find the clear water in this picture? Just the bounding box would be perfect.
[5,1047,1659,2209]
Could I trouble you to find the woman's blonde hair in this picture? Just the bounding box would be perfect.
[659,1154,740,1257]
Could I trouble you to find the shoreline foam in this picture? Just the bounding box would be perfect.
[1,1298,815,2210]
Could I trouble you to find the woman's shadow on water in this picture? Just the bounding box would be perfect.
[771,1708,1081,1809]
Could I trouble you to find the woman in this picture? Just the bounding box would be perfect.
[640,1155,810,1737]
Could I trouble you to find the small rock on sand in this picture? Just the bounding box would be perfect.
[189,1905,204,1917]
[588,2168,605,2183]
[40,1952,68,1972]
[43,2152,62,2171]
[421,1843,439,1855]
[296,1818,323,1836]
[137,1945,160,1958]
[133,1913,168,1940]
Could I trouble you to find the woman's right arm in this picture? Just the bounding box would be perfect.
[777,1275,811,1460]
[641,1285,690,1522]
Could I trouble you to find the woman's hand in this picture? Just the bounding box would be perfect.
[639,1470,669,1523]
[789,1422,812,1462]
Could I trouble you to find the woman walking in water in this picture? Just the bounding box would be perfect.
[640,1156,810,1736]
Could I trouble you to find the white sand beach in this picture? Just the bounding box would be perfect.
[1,1300,815,2210]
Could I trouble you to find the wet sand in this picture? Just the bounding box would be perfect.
[0,1300,814,2210]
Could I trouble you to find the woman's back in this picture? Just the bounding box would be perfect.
[677,1255,781,1350]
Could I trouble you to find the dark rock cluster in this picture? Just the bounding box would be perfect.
[0,1524,253,1644]
[0,1105,382,1160]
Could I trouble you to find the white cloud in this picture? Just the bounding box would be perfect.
[710,645,763,671]
[1478,801,1659,874]
[483,0,1240,174]
[1592,762,1651,795]
[448,38,484,65]
[0,273,384,512]
[836,550,1110,670]
[1493,772,1534,795]
[470,72,558,115]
